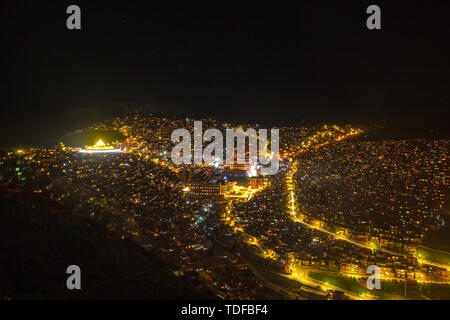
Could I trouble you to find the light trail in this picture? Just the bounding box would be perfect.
[290,191,374,251]
[79,149,122,154]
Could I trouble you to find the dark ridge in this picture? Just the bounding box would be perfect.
[0,195,209,300]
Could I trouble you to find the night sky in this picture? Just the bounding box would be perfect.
[2,0,449,147]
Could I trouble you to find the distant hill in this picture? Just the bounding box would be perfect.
[0,196,207,300]
[362,124,450,141]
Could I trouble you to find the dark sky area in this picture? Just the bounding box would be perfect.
[2,0,449,147]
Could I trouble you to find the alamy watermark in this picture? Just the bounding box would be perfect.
[66,5,380,31]
[66,265,81,290]
[366,265,381,290]
[171,121,279,175]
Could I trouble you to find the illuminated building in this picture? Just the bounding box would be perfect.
[79,139,122,154]
[248,177,264,188]
[222,163,249,178]
[187,182,229,197]
[222,163,250,171]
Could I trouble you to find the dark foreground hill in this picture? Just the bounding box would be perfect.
[0,196,208,299]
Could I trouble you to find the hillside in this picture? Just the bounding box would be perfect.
[0,196,207,300]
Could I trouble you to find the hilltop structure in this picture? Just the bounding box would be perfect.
[79,139,121,154]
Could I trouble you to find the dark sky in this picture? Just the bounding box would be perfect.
[2,0,449,147]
